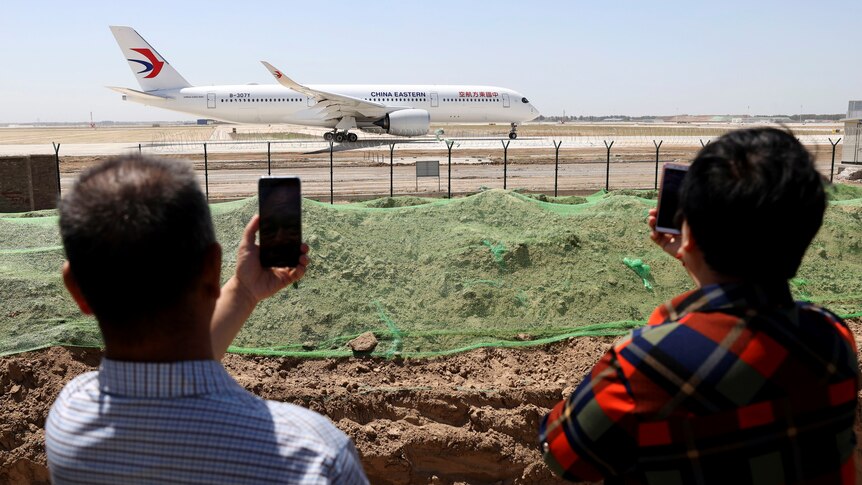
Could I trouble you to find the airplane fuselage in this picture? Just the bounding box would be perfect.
[126,84,537,128]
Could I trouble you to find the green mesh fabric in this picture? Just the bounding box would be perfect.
[2,187,861,358]
[623,258,654,290]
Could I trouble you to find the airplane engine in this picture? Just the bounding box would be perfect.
[372,109,430,136]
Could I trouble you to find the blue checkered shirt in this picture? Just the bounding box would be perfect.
[46,359,368,484]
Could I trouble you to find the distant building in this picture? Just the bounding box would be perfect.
[843,117,862,165]
[743,116,794,124]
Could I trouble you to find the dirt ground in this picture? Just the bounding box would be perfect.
[2,319,861,484]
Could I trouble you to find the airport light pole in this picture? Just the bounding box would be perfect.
[552,140,562,197]
[653,140,663,191]
[501,140,511,190]
[446,140,454,198]
[604,140,614,192]
[829,137,842,183]
[389,143,396,198]
[203,143,209,201]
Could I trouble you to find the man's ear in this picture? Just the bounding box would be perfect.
[62,262,93,315]
[680,221,695,250]
[200,243,222,299]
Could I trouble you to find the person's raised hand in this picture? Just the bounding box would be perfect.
[648,207,681,259]
[234,215,309,304]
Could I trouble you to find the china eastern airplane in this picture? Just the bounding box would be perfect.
[109,26,539,142]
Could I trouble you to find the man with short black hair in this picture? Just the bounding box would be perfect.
[540,128,859,483]
[46,155,368,484]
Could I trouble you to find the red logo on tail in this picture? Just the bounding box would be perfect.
[130,48,164,79]
[274,70,283,79]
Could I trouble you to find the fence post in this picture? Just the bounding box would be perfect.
[267,141,272,176]
[329,141,334,204]
[699,139,710,147]
[604,140,614,192]
[138,143,142,154]
[389,143,396,198]
[653,140,663,190]
[52,142,61,198]
[203,143,209,201]
[501,140,511,190]
[446,140,454,198]
[553,140,562,197]
[829,137,842,183]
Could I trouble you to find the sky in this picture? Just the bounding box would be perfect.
[1,0,860,122]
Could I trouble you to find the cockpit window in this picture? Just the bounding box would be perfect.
[522,97,529,103]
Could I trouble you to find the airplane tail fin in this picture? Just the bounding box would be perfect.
[109,26,191,91]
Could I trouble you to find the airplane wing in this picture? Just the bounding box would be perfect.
[260,61,389,120]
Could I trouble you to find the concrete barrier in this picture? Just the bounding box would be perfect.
[0,155,59,212]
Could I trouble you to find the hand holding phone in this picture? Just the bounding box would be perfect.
[655,164,689,235]
[259,177,302,268]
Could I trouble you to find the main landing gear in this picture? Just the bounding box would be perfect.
[508,123,518,140]
[323,130,358,143]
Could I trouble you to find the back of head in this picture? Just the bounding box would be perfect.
[680,127,826,281]
[59,155,215,328]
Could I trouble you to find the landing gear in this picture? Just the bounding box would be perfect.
[508,123,518,140]
[323,130,358,143]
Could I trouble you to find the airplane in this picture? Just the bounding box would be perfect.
[108,26,539,142]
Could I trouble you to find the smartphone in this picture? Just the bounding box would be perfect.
[655,164,689,235]
[259,177,302,268]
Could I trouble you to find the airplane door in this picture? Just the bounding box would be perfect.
[430,92,439,108]
[307,96,316,107]
[502,93,510,108]
[207,93,216,109]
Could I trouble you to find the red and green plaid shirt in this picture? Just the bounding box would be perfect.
[540,282,859,484]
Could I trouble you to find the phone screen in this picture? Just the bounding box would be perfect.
[259,177,301,268]
[656,164,689,235]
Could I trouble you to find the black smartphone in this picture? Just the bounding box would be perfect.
[655,163,689,235]
[259,177,302,268]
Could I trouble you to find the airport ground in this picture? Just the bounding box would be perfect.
[1,123,861,484]
[0,122,847,201]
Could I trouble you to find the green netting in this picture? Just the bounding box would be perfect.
[2,187,862,358]
[623,258,654,290]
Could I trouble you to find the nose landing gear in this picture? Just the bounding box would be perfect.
[508,123,518,140]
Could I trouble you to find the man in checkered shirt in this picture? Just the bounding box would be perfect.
[46,156,368,484]
[540,127,860,484]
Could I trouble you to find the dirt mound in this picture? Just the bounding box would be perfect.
[3,189,862,357]
[0,338,615,484]
[354,196,439,209]
[4,319,862,484]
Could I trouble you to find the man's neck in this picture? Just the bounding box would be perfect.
[693,271,742,288]
[102,319,215,363]
[104,342,214,363]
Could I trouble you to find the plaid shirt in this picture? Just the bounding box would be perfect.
[539,282,859,484]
